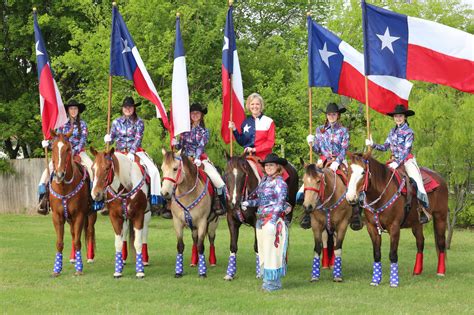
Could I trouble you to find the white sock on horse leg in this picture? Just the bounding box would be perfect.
[134,228,143,254]
[115,234,122,252]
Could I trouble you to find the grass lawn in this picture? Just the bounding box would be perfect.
[0,214,473,314]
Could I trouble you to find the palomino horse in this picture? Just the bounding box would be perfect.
[161,149,218,278]
[91,147,149,278]
[48,130,96,276]
[346,152,448,287]
[302,164,351,282]
[223,155,299,281]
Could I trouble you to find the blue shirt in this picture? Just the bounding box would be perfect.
[373,122,414,165]
[109,116,144,154]
[176,125,209,158]
[57,120,88,155]
[312,122,349,164]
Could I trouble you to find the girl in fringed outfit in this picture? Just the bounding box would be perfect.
[242,153,291,292]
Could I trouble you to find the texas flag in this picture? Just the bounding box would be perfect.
[170,15,190,140]
[308,16,413,114]
[362,1,474,94]
[221,6,245,144]
[33,11,67,139]
[110,5,169,129]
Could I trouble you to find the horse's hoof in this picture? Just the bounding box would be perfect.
[51,272,61,278]
[370,282,379,286]
[390,283,399,288]
[437,273,445,277]
[333,277,343,282]
[74,271,83,276]
[199,274,207,278]
[123,261,127,265]
[136,273,145,279]
[413,272,422,276]
[223,274,234,281]
[256,275,262,279]
[87,259,94,264]
[210,264,216,267]
[310,277,319,282]
[190,264,196,267]
[175,273,183,278]
[143,262,149,266]
[322,266,329,270]
[113,272,122,279]
[69,259,76,264]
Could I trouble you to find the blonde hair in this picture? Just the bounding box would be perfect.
[245,93,265,112]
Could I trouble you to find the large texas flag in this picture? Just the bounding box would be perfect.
[33,11,67,139]
[362,1,474,94]
[221,5,245,144]
[308,16,413,114]
[110,5,169,129]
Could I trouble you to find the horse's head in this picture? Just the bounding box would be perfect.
[50,130,73,183]
[346,151,371,204]
[302,164,325,213]
[225,156,255,210]
[161,148,185,199]
[90,147,115,201]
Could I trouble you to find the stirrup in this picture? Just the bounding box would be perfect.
[419,207,432,225]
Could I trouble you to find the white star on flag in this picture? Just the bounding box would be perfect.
[222,37,229,51]
[243,124,251,133]
[376,27,400,54]
[319,42,337,68]
[35,41,44,56]
[121,38,131,54]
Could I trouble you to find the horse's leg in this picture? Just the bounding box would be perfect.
[412,224,424,275]
[52,211,65,277]
[86,212,97,263]
[310,217,324,282]
[333,220,350,282]
[110,211,125,278]
[132,210,145,279]
[69,225,76,264]
[141,210,151,266]
[224,216,240,280]
[197,219,208,278]
[173,216,185,278]
[121,218,129,264]
[207,217,218,266]
[388,226,401,288]
[190,229,198,267]
[433,206,447,276]
[321,229,329,269]
[72,213,85,275]
[367,222,382,286]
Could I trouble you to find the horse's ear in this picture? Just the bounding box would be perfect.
[363,149,372,160]
[90,147,97,157]
[108,147,115,156]
[65,129,73,139]
[176,149,182,156]
[50,129,57,138]
[161,148,167,156]
[299,157,308,168]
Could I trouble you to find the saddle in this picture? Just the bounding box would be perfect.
[392,166,439,195]
[197,167,215,197]
[246,155,290,181]
[323,159,348,186]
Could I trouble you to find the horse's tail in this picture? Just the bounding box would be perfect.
[129,220,136,258]
[326,227,334,262]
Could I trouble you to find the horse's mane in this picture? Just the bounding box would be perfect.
[352,153,392,191]
[181,153,197,178]
[227,156,253,176]
[305,163,323,177]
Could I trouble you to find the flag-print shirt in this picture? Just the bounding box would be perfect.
[57,120,88,155]
[233,114,275,160]
[109,116,144,154]
[176,125,209,158]
[245,175,288,229]
[312,122,349,164]
[373,123,414,165]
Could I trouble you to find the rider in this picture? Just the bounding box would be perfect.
[172,102,227,216]
[300,102,362,230]
[104,96,165,208]
[37,99,94,215]
[366,104,431,224]
[241,153,290,292]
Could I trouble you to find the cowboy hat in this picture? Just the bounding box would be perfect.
[323,102,346,114]
[64,99,86,113]
[189,102,208,115]
[259,153,288,166]
[121,96,141,107]
[387,104,415,117]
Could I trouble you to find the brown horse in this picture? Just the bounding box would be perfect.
[161,149,218,278]
[346,152,448,287]
[91,147,149,278]
[48,130,96,277]
[302,164,352,282]
[223,155,298,281]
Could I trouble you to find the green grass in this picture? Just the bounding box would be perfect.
[0,214,473,314]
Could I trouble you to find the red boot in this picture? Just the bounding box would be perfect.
[329,249,335,268]
[142,243,149,266]
[437,252,446,276]
[322,248,329,269]
[209,245,216,266]
[191,244,198,266]
[413,252,423,275]
[87,239,95,262]
[70,242,75,263]
[122,241,128,262]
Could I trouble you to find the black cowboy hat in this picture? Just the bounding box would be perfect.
[189,102,208,115]
[121,96,141,107]
[323,102,346,114]
[65,99,86,113]
[259,153,288,166]
[387,104,415,117]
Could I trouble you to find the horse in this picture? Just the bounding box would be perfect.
[346,152,448,287]
[161,149,218,278]
[302,164,352,282]
[48,130,96,277]
[223,154,299,281]
[90,147,149,279]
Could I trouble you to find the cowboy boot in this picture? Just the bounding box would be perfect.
[37,184,49,215]
[300,213,311,229]
[418,206,432,225]
[214,187,227,216]
[349,204,363,231]
[161,200,172,219]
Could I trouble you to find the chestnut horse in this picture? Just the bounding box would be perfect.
[161,149,218,278]
[302,164,351,282]
[346,152,448,287]
[91,147,149,278]
[223,155,298,281]
[48,130,96,277]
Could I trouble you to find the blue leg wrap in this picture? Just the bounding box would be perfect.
[38,183,47,195]
[53,252,63,274]
[74,250,83,272]
[311,256,320,279]
[371,261,382,285]
[136,253,144,273]
[296,191,304,204]
[333,256,342,279]
[198,254,207,276]
[226,255,237,277]
[115,252,124,274]
[390,263,399,287]
[93,200,104,211]
[256,254,261,278]
[175,253,184,275]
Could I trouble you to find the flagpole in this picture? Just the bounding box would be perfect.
[307,11,313,164]
[364,75,371,145]
[361,0,372,152]
[228,0,234,156]
[106,2,117,151]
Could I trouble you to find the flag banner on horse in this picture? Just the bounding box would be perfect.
[170,15,190,140]
[33,11,67,139]
[109,5,169,129]
[362,1,474,94]
[221,5,245,144]
[308,16,413,114]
